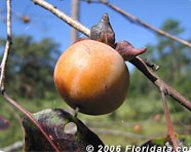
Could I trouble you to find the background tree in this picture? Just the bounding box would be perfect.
[2,35,60,98]
[71,0,80,42]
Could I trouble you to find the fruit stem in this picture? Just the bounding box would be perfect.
[74,107,79,117]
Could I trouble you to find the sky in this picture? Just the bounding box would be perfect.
[0,0,191,67]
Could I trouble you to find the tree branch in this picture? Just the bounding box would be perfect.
[0,0,12,91]
[82,0,191,48]
[32,0,90,37]
[130,57,191,111]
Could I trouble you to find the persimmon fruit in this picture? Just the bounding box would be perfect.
[54,39,129,115]
[133,124,142,133]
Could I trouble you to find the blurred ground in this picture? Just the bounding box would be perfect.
[0,96,190,148]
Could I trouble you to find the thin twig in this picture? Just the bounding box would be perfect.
[130,57,191,111]
[82,0,191,48]
[2,92,60,152]
[32,0,90,37]
[0,0,12,91]
[160,90,178,151]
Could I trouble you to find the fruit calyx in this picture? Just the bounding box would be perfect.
[115,41,147,61]
[90,13,146,60]
[90,13,115,48]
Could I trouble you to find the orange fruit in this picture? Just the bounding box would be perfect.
[54,40,129,115]
[133,124,142,133]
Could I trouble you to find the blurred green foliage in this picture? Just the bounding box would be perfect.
[4,35,60,98]
[0,19,190,148]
